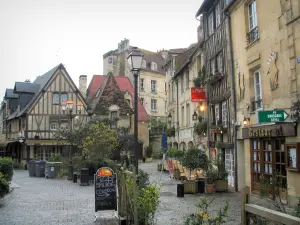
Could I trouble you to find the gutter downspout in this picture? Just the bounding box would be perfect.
[176,80,180,143]
[224,11,238,192]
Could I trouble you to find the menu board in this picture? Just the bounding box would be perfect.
[287,147,297,169]
[94,167,117,212]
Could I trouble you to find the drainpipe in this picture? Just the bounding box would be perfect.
[176,80,180,144]
[224,11,238,192]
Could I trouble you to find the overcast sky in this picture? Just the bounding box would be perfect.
[0,0,203,99]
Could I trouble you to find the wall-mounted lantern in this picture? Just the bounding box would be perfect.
[243,117,250,126]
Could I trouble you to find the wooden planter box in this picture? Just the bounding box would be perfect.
[184,180,198,194]
[174,169,181,179]
[215,180,228,192]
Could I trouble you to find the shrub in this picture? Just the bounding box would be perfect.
[49,153,62,162]
[0,172,9,198]
[184,196,229,225]
[137,169,150,191]
[0,157,14,181]
[152,148,163,159]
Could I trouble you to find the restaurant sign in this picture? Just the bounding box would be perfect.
[242,123,296,139]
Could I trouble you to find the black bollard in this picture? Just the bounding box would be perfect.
[73,173,77,183]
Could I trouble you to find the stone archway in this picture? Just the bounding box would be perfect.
[180,142,186,151]
[188,141,194,148]
[173,142,178,149]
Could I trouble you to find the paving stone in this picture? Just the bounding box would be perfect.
[140,161,242,225]
[0,162,241,225]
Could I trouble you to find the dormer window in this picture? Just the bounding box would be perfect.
[151,62,157,71]
[142,60,146,68]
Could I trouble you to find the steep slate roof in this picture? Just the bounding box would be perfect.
[195,0,217,16]
[13,82,40,93]
[13,64,62,118]
[173,43,199,78]
[141,50,165,74]
[5,89,18,99]
[87,74,149,121]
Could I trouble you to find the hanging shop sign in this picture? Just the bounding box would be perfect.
[191,87,206,102]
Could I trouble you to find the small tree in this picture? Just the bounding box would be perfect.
[180,148,208,180]
[81,122,118,162]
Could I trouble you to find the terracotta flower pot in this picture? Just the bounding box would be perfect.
[205,183,215,194]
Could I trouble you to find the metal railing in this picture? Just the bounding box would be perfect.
[247,26,259,44]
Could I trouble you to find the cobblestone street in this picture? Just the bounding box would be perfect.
[0,161,241,225]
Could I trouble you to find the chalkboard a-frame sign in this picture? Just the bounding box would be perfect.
[94,167,117,212]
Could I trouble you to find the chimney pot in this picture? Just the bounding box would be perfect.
[79,75,87,98]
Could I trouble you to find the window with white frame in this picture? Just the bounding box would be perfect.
[50,122,59,131]
[151,62,157,71]
[215,4,221,27]
[151,80,157,92]
[217,53,223,74]
[53,93,59,104]
[215,104,220,125]
[172,82,176,102]
[110,111,118,128]
[254,70,262,109]
[186,104,190,126]
[210,58,216,75]
[151,99,157,111]
[222,101,227,126]
[142,60,146,68]
[208,12,214,36]
[181,76,184,93]
[140,97,144,105]
[248,0,258,31]
[60,93,67,103]
[181,106,185,126]
[186,71,189,89]
[140,78,144,90]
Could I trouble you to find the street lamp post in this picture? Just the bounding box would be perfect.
[61,100,83,180]
[127,47,144,172]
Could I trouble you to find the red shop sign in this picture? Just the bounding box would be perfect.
[191,87,206,102]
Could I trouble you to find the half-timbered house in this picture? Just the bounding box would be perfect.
[196,0,237,189]
[3,64,89,166]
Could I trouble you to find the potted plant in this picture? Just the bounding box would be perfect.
[205,160,217,194]
[180,148,208,194]
[214,152,229,192]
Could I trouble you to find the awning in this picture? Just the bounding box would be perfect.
[25,139,70,146]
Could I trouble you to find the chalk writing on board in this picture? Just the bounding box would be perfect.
[94,167,117,212]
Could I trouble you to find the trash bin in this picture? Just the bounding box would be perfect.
[73,173,77,183]
[177,183,184,198]
[35,161,46,177]
[80,168,89,186]
[45,162,63,179]
[197,179,205,194]
[28,160,36,177]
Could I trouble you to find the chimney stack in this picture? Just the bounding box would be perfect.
[79,75,87,98]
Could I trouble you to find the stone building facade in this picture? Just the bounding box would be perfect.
[103,39,167,120]
[227,0,300,206]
